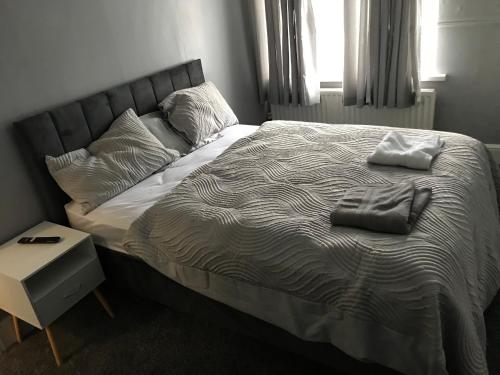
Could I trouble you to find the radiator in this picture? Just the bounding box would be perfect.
[271,88,436,130]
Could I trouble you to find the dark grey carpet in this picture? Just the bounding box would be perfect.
[1,286,500,375]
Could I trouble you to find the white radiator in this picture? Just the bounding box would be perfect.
[271,88,436,130]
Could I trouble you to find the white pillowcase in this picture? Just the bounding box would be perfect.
[139,111,191,155]
[158,81,238,147]
[46,108,179,214]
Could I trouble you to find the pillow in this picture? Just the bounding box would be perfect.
[158,81,238,146]
[139,111,191,155]
[46,108,179,214]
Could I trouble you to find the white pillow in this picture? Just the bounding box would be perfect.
[158,81,238,147]
[46,108,179,214]
[139,111,191,155]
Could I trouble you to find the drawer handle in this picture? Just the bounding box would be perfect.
[63,283,83,299]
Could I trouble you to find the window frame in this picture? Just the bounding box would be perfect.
[313,0,447,85]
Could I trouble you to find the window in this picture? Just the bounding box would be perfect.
[314,0,344,82]
[313,0,441,82]
[419,0,440,79]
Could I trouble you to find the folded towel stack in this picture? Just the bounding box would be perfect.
[330,182,431,234]
[367,131,444,170]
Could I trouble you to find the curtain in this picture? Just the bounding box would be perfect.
[249,0,320,106]
[343,0,421,108]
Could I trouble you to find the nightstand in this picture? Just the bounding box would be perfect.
[0,221,113,367]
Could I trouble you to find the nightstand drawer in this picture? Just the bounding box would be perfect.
[33,258,104,327]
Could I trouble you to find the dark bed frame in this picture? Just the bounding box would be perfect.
[14,59,398,375]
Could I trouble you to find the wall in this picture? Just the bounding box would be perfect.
[424,0,500,143]
[0,0,264,243]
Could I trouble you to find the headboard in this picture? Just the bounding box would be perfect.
[15,59,205,224]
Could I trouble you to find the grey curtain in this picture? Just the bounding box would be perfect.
[343,0,421,108]
[249,0,320,106]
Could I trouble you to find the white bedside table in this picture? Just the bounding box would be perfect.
[0,221,113,367]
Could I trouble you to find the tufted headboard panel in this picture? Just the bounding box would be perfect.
[15,59,205,224]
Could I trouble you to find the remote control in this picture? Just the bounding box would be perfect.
[17,236,61,244]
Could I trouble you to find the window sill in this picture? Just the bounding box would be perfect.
[420,73,447,82]
[320,73,447,87]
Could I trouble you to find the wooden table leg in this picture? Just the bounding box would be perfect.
[11,315,22,343]
[94,288,114,318]
[45,325,62,367]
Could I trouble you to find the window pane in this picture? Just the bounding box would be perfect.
[313,0,344,82]
[420,0,440,78]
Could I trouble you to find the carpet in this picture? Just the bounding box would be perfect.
[1,286,500,375]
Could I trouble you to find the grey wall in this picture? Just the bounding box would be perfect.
[0,0,264,243]
[424,0,500,143]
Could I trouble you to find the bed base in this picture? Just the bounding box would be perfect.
[96,246,399,375]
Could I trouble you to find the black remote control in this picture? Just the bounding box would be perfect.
[18,237,61,244]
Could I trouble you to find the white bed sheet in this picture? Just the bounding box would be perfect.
[66,124,259,252]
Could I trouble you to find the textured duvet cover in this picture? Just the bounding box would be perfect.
[124,121,500,375]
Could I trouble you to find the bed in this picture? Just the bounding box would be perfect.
[15,59,500,375]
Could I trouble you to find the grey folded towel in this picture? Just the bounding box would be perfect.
[330,182,431,234]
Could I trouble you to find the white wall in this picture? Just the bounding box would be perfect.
[0,0,264,242]
[423,0,500,143]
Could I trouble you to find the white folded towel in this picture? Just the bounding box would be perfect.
[367,131,444,170]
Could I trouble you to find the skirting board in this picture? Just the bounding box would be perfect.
[486,144,500,164]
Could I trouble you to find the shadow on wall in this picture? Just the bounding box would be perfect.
[422,0,500,143]
[197,0,264,125]
[0,124,46,243]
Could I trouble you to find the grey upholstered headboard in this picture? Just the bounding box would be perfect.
[15,59,205,224]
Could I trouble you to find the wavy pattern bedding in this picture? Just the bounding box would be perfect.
[124,121,500,375]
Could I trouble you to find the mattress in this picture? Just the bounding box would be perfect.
[65,124,259,252]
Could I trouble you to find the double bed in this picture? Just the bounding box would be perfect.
[15,59,500,375]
